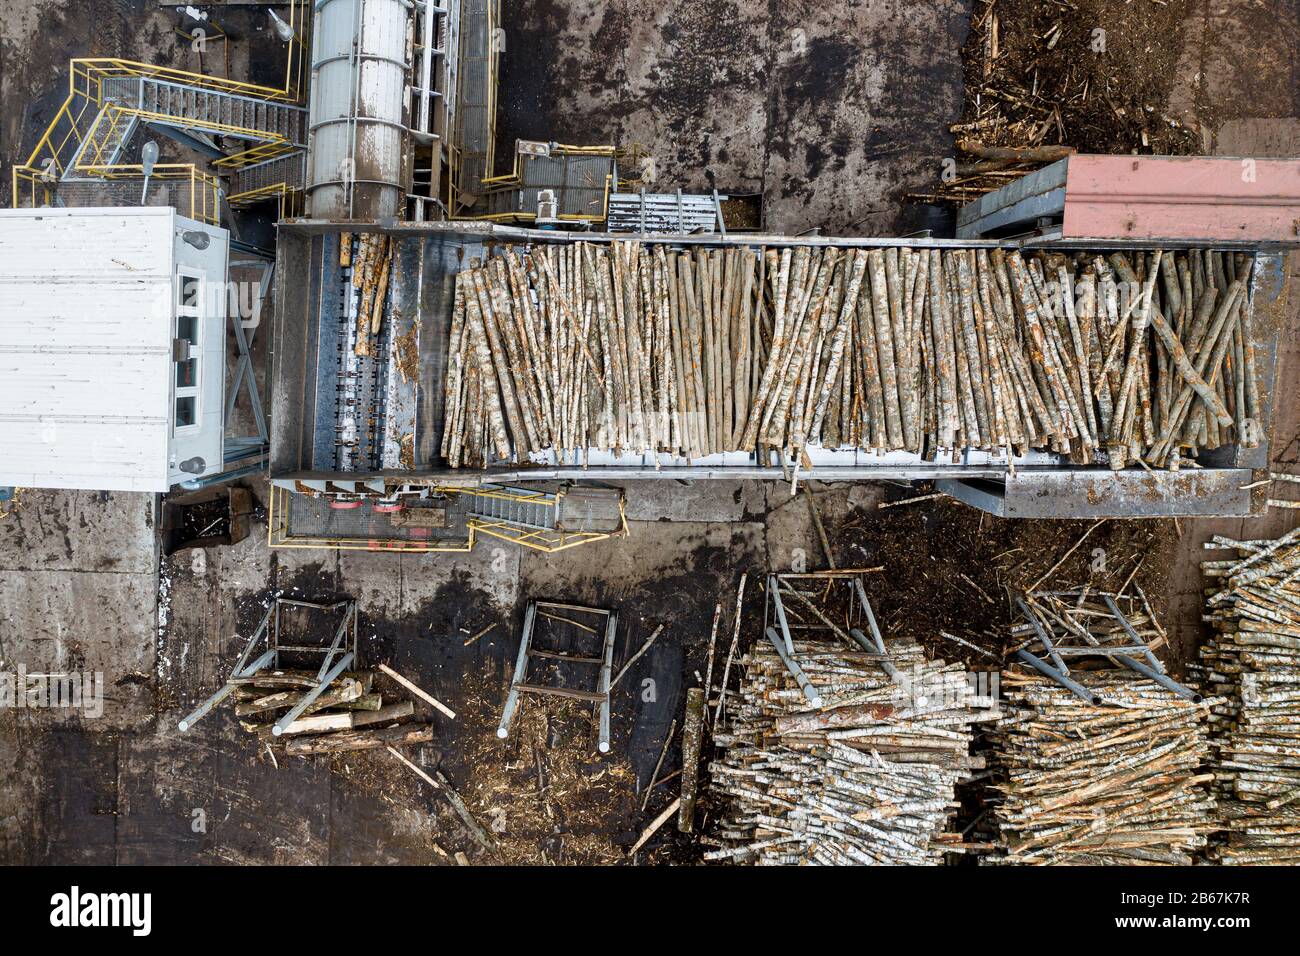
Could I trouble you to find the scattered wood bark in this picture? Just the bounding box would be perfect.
[1194,529,1300,864]
[707,636,992,865]
[986,670,1218,865]
[919,0,1200,204]
[443,243,1260,469]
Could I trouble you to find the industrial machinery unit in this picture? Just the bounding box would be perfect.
[476,140,617,224]
[957,154,1300,244]
[268,203,1290,530]
[305,0,455,221]
[306,0,411,220]
[3,6,309,499]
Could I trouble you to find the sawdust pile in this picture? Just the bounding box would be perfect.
[834,493,1178,668]
[963,0,1198,152]
[926,0,1199,203]
[450,671,637,865]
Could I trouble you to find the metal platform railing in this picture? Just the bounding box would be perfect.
[47,164,222,225]
[267,482,628,555]
[226,151,308,213]
[11,1,309,216]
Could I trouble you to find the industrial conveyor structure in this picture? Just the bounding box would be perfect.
[267,481,627,553]
[269,208,1291,537]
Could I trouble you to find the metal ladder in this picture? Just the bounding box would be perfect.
[67,103,138,172]
[135,77,306,144]
[411,0,453,219]
[463,485,559,531]
[497,601,618,752]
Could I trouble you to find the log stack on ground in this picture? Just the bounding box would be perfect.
[1194,529,1300,864]
[227,666,434,756]
[987,670,1218,864]
[707,636,992,865]
[443,242,1259,471]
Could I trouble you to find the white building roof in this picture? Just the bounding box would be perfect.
[0,208,177,491]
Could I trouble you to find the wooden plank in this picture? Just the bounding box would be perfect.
[677,687,706,833]
[527,648,603,664]
[284,724,433,755]
[630,797,680,857]
[515,682,606,703]
[378,662,456,719]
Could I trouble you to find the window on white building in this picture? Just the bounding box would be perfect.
[174,270,202,432]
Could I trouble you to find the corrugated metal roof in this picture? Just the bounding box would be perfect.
[608,192,722,233]
[0,208,176,491]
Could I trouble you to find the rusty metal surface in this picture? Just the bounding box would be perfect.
[1061,155,1300,244]
[938,468,1258,518]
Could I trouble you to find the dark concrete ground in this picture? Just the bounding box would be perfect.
[496,0,972,236]
[2,0,1298,865]
[0,478,873,863]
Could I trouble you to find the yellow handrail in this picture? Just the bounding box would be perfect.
[12,0,308,211]
[213,140,298,170]
[73,163,223,225]
[227,182,303,219]
[459,171,614,225]
[479,143,617,188]
[109,106,291,146]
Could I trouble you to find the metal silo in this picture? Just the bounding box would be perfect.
[306,0,412,220]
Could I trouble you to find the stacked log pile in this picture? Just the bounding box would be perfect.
[1194,529,1300,864]
[707,637,990,865]
[442,242,1258,470]
[228,668,431,756]
[987,670,1218,864]
[1012,586,1168,655]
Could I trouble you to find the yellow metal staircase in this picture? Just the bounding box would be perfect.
[11,1,310,222]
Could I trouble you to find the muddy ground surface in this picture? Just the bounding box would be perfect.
[1,1,1297,866]
[496,0,973,236]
